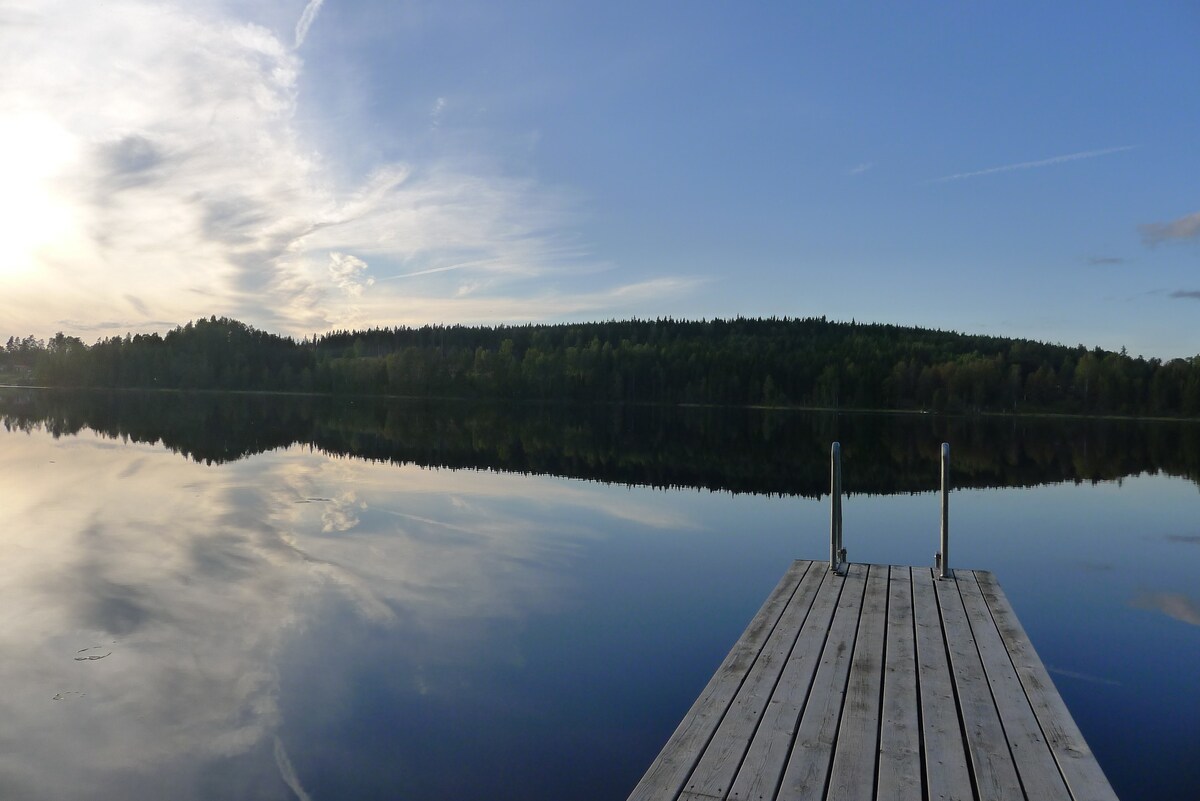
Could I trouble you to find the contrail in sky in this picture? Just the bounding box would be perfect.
[295,0,326,48]
[930,145,1136,183]
[274,737,314,801]
[375,258,501,281]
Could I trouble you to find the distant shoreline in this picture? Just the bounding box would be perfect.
[4,383,1198,424]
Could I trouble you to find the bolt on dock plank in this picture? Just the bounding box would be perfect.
[627,560,1118,801]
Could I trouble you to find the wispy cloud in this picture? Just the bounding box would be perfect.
[929,145,1136,183]
[337,276,713,328]
[294,0,325,49]
[847,162,873,176]
[1139,211,1200,246]
[56,318,179,333]
[1169,290,1200,301]
[1087,256,1126,266]
[0,1,699,340]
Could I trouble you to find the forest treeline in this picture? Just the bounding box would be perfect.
[4,315,1200,416]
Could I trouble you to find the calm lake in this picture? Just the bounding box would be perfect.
[1,389,1197,800]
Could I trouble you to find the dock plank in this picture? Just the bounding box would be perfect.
[912,568,974,801]
[876,566,921,801]
[826,565,889,801]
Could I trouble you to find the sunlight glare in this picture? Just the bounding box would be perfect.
[0,114,77,280]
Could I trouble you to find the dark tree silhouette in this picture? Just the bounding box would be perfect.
[7,316,1200,417]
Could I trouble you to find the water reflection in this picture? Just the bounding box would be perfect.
[1,434,290,798]
[4,388,1200,494]
[0,425,707,799]
[1132,592,1200,626]
[1,391,1198,799]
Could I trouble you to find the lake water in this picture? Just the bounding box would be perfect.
[0,390,1197,800]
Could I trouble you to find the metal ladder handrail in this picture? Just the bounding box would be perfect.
[828,441,952,578]
[936,442,952,578]
[829,442,845,574]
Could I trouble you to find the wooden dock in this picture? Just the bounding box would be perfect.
[627,560,1118,801]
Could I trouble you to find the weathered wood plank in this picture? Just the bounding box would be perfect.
[826,565,889,801]
[726,567,847,801]
[776,562,869,800]
[935,571,1024,801]
[974,571,1120,801]
[627,560,812,801]
[631,562,1119,801]
[876,566,921,801]
[957,571,1073,800]
[912,567,973,801]
[679,560,827,801]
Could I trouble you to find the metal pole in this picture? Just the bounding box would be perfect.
[830,442,844,573]
[939,442,951,578]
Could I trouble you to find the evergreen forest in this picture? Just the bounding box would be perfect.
[3,315,1200,417]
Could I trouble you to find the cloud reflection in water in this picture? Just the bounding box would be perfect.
[1132,592,1200,627]
[0,427,689,799]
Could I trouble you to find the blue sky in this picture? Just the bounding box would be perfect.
[1,0,1197,357]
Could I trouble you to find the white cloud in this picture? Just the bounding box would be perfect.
[0,1,320,333]
[847,162,873,176]
[327,252,374,296]
[0,1,700,340]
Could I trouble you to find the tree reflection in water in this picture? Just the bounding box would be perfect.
[2,388,1198,495]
